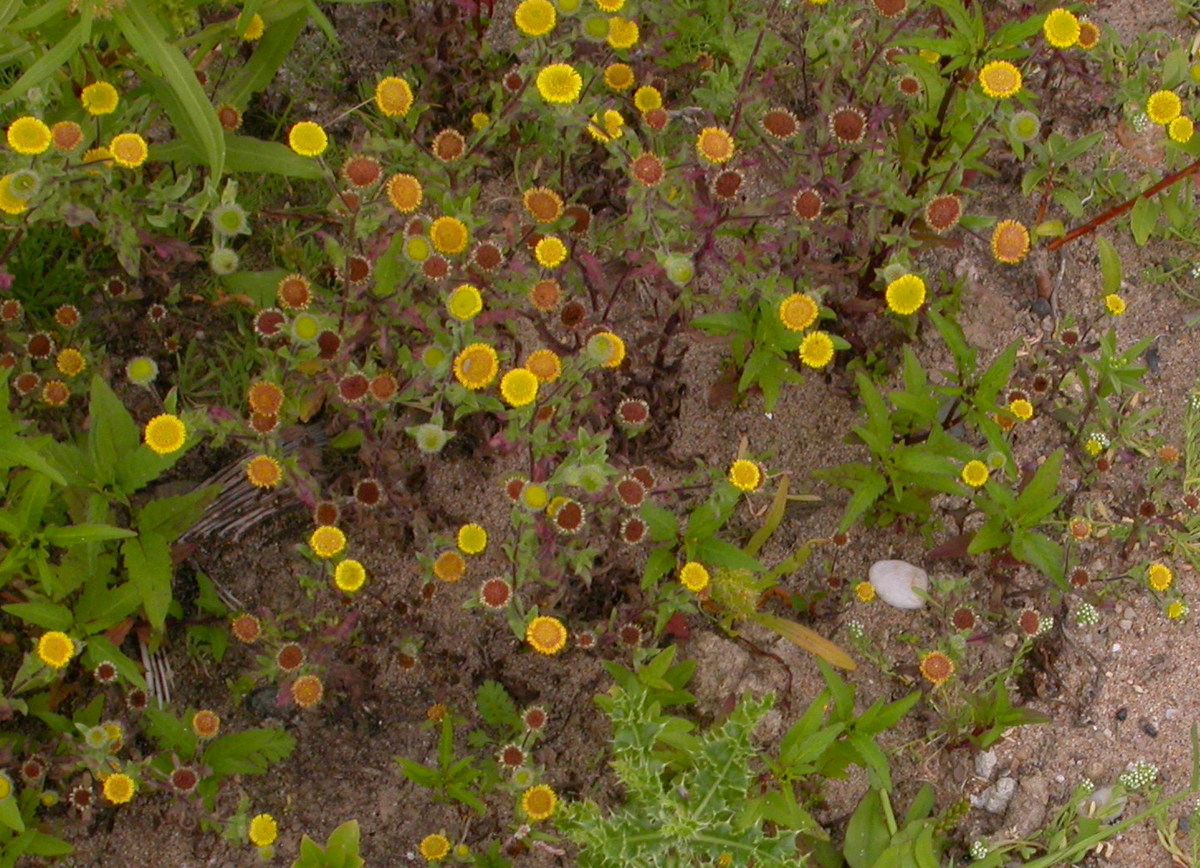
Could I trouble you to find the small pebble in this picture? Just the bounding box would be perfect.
[868,560,929,609]
[1115,707,1127,722]
[1166,708,1179,720]
[1142,722,1158,738]
[1112,643,1122,653]
[1119,619,1132,631]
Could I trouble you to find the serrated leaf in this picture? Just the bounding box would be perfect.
[476,680,520,731]
[202,727,295,776]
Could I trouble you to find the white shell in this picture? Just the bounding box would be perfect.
[868,560,929,609]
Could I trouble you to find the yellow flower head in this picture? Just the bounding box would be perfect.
[679,562,710,592]
[919,650,955,685]
[375,76,414,117]
[0,175,29,215]
[1104,293,1125,316]
[523,187,564,223]
[430,216,469,254]
[288,121,328,157]
[595,0,624,10]
[604,63,635,91]
[535,236,567,268]
[1147,90,1182,125]
[7,117,51,155]
[241,12,265,40]
[1169,116,1194,143]
[292,674,324,708]
[419,834,451,862]
[855,581,876,602]
[536,64,583,104]
[526,616,568,655]
[334,558,367,592]
[586,331,626,368]
[109,132,149,168]
[500,368,540,407]
[0,773,10,801]
[526,349,563,383]
[386,173,423,213]
[961,460,989,488]
[471,111,489,130]
[607,17,639,50]
[728,459,762,492]
[1148,562,1174,592]
[515,0,556,36]
[453,343,499,389]
[447,284,483,321]
[779,293,819,331]
[633,86,662,113]
[1043,9,1080,49]
[433,550,467,582]
[1167,600,1188,620]
[81,81,120,115]
[587,109,625,142]
[885,273,926,315]
[521,784,558,821]
[696,127,735,164]
[102,773,135,805]
[144,414,187,455]
[37,631,75,668]
[309,525,347,559]
[978,61,1022,98]
[249,814,278,847]
[192,709,221,738]
[56,348,86,377]
[1008,398,1033,421]
[991,219,1030,264]
[457,524,488,554]
[799,331,835,369]
[246,455,283,488]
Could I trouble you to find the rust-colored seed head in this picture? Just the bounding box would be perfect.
[828,107,867,144]
[761,108,799,140]
[951,607,976,631]
[255,309,285,337]
[529,279,562,312]
[871,0,907,17]
[617,398,650,425]
[250,412,279,434]
[561,300,586,328]
[616,477,646,508]
[368,373,398,402]
[554,500,584,533]
[564,204,591,235]
[1070,568,1090,588]
[317,330,342,360]
[631,153,664,186]
[345,256,371,285]
[621,516,647,544]
[712,170,743,200]
[342,156,381,188]
[216,104,242,132]
[276,643,305,672]
[55,304,80,327]
[898,75,921,96]
[924,194,962,234]
[432,129,465,162]
[643,107,668,130]
[1017,609,1041,636]
[314,501,340,526]
[792,188,824,220]
[338,374,369,403]
[472,242,503,272]
[355,478,383,507]
[27,332,54,359]
[422,256,448,280]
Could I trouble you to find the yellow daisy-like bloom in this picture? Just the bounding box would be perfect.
[241,12,265,40]
[453,343,500,389]
[1147,90,1182,125]
[56,348,86,377]
[633,86,662,112]
[375,76,414,117]
[1104,293,1125,316]
[0,773,10,800]
[587,331,626,368]
[535,236,567,268]
[525,349,562,383]
[37,631,75,669]
[292,674,324,708]
[471,112,489,130]
[447,284,483,321]
[526,616,568,655]
[246,455,283,488]
[1042,9,1080,49]
[696,127,735,164]
[1009,398,1033,421]
[500,368,540,407]
[386,174,423,213]
[420,834,451,862]
[102,773,136,805]
[249,814,278,847]
[144,414,187,455]
[7,117,51,155]
[109,132,149,168]
[679,562,710,593]
[728,459,762,492]
[961,460,989,488]
[919,651,955,686]
[192,709,221,739]
[457,524,488,555]
[433,550,466,582]
[1167,600,1188,620]
[514,0,556,36]
[288,121,328,157]
[521,784,558,821]
[978,61,1022,98]
[523,187,564,223]
[52,120,84,151]
[309,525,347,559]
[1148,562,1174,592]
[799,331,835,369]
[521,483,549,510]
[604,62,635,91]
[536,64,583,104]
[885,274,926,315]
[334,559,367,592]
[587,109,626,142]
[779,293,819,331]
[855,581,876,602]
[430,216,469,254]
[991,219,1030,264]
[0,175,28,215]
[81,81,120,115]
[607,17,639,50]
[1169,116,1194,143]
[595,0,624,11]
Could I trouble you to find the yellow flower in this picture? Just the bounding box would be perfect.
[679,562,710,592]
[192,709,221,738]
[241,12,265,40]
[288,121,328,157]
[978,61,1022,98]
[515,0,556,36]
[334,559,367,592]
[81,81,120,115]
[453,343,499,389]
[420,834,451,862]
[586,331,625,368]
[799,331,835,369]
[779,294,819,331]
[728,459,762,492]
[633,86,662,112]
[587,109,625,142]
[37,631,75,669]
[249,814,278,847]
[1104,293,1125,316]
[534,236,567,268]
[433,550,466,582]
[0,175,28,215]
[696,127,735,164]
[991,219,1030,264]
[607,17,639,49]
[292,674,324,708]
[536,64,583,104]
[521,483,549,510]
[1148,562,1174,592]
[1167,600,1188,620]
[386,174,422,213]
[144,414,187,455]
[500,368,540,407]
[457,523,488,554]
[375,76,414,117]
[1042,9,1080,49]
[430,216,469,254]
[471,112,489,130]
[246,455,283,488]
[523,187,564,223]
[1147,90,1182,125]
[447,284,483,320]
[0,773,10,801]
[526,349,563,383]
[885,274,926,315]
[521,784,558,821]
[961,460,989,488]
[1169,116,1194,143]
[918,651,955,686]
[526,616,568,655]
[102,773,135,805]
[109,132,149,168]
[1009,398,1033,421]
[854,581,876,602]
[595,0,624,10]
[56,348,86,377]
[604,63,635,91]
[7,117,51,155]
[309,525,347,559]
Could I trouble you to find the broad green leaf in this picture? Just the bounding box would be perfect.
[1096,237,1122,294]
[844,790,891,868]
[2,601,72,630]
[122,533,173,632]
[1129,195,1159,246]
[202,727,296,776]
[224,3,307,106]
[135,485,218,541]
[694,537,762,573]
[43,524,136,546]
[967,518,1009,554]
[73,579,141,634]
[0,15,90,104]
[87,375,139,489]
[81,635,147,689]
[839,470,887,532]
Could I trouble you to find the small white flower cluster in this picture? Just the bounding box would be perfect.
[1075,602,1100,627]
[1080,778,1095,794]
[1189,393,1200,412]
[847,620,865,641]
[1190,263,1200,281]
[1118,760,1159,791]
[1130,110,1151,133]
[1087,432,1111,450]
[969,840,989,860]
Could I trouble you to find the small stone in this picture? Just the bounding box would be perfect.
[1004,775,1050,838]
[975,749,998,780]
[1119,619,1132,631]
[1166,708,1179,720]
[868,560,929,609]
[971,776,1017,814]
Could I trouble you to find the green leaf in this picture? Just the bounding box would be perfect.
[135,486,217,541]
[43,524,136,546]
[694,537,762,573]
[975,341,1018,409]
[476,681,521,731]
[839,470,887,532]
[1096,237,1122,295]
[746,473,790,557]
[1010,531,1064,585]
[73,579,142,634]
[1130,195,1159,246]
[80,636,147,690]
[0,794,25,832]
[1014,450,1063,518]
[0,16,90,105]
[142,706,198,758]
[640,501,679,542]
[967,518,1009,554]
[122,533,173,632]
[1,601,72,630]
[153,133,325,179]
[86,375,139,489]
[640,546,675,589]
[844,790,891,868]
[224,4,307,106]
[202,727,296,776]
